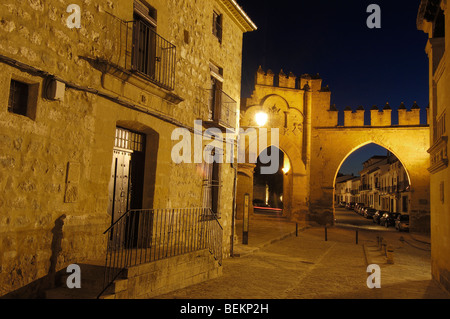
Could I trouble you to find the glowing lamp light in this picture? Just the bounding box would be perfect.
[255,112,268,127]
[282,156,291,174]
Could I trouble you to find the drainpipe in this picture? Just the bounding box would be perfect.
[230,135,239,257]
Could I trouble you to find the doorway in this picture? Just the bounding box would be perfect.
[108,127,146,245]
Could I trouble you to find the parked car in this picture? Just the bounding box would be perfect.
[358,206,366,215]
[395,214,410,232]
[373,210,387,224]
[364,208,377,219]
[380,212,400,227]
[339,201,346,207]
[346,202,355,210]
[354,203,364,213]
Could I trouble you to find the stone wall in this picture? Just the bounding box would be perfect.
[122,249,222,299]
[417,0,450,294]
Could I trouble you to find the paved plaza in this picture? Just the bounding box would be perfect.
[155,212,450,299]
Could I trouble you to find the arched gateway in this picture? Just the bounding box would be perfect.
[237,67,430,233]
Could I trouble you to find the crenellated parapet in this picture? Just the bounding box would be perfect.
[398,102,421,126]
[344,105,365,126]
[340,102,424,127]
[278,69,296,88]
[370,103,392,126]
[254,66,324,91]
[255,65,275,86]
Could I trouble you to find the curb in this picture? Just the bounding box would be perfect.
[362,244,371,266]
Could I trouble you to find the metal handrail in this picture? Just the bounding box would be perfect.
[98,207,222,298]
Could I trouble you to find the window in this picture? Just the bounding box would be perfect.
[133,1,157,78]
[8,80,29,116]
[131,1,176,90]
[209,63,223,121]
[212,11,222,43]
[8,79,38,119]
[203,148,221,218]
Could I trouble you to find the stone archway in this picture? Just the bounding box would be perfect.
[235,136,303,222]
[310,127,430,232]
[238,67,431,233]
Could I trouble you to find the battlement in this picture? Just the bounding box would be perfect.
[338,102,424,127]
[255,66,324,90]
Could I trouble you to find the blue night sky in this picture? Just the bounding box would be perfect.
[239,0,429,175]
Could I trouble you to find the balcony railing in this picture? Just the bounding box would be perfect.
[132,20,176,91]
[98,207,222,298]
[359,184,372,191]
[206,89,238,130]
[433,111,446,143]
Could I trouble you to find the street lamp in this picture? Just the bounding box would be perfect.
[255,111,268,127]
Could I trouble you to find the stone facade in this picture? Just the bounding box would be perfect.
[417,0,450,293]
[238,67,430,232]
[0,0,255,298]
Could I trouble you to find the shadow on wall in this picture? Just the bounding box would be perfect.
[48,214,66,288]
[1,215,67,299]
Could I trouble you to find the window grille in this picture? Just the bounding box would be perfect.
[115,127,145,152]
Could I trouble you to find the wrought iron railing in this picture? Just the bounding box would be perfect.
[98,207,222,298]
[433,111,446,143]
[207,89,238,129]
[132,19,176,91]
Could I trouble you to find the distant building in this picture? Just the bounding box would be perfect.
[335,154,410,213]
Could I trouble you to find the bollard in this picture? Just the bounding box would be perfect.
[355,230,359,244]
[386,245,394,264]
[296,223,298,237]
[382,239,387,255]
[378,237,384,250]
[325,226,328,241]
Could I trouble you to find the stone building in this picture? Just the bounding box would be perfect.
[336,154,410,214]
[417,0,450,293]
[335,175,357,205]
[0,0,256,298]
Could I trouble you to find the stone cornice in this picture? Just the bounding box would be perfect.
[218,0,257,32]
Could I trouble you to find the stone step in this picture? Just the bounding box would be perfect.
[45,286,100,299]
[46,261,129,299]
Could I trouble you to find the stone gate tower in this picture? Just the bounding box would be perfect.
[238,67,430,232]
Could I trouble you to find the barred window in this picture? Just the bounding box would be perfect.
[115,127,145,152]
[133,1,157,78]
[202,148,221,218]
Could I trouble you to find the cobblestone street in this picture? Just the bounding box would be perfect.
[155,214,450,299]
